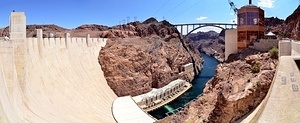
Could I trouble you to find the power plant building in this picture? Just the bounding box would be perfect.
[237,0,265,51]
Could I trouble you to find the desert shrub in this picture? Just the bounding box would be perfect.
[251,62,261,73]
[269,47,278,59]
[256,81,261,87]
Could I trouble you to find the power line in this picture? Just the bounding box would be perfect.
[164,0,187,17]
[153,0,171,16]
[171,0,206,20]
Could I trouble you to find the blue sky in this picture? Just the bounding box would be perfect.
[0,0,298,31]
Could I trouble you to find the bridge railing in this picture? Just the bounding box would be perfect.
[173,23,237,36]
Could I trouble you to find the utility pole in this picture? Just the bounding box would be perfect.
[119,21,122,29]
[122,19,126,25]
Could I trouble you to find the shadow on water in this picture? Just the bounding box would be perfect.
[149,53,219,119]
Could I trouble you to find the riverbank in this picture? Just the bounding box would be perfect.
[150,53,219,119]
[157,51,278,122]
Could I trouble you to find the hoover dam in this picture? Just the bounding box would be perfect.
[0,12,118,122]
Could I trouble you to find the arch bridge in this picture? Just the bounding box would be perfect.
[173,23,237,37]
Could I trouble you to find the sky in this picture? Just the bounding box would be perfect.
[0,0,298,32]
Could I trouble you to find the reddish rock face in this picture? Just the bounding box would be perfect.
[99,37,193,96]
[99,37,202,96]
[187,31,225,62]
[97,19,203,97]
[158,50,278,123]
[282,6,300,40]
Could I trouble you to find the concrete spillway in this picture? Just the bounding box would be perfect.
[0,37,117,122]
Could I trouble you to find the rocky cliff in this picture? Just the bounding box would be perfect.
[282,5,300,40]
[98,19,203,96]
[264,17,284,34]
[187,31,225,62]
[158,49,278,123]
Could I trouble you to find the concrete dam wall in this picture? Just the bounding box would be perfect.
[0,30,117,122]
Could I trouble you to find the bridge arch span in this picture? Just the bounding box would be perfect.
[173,23,237,38]
[185,25,225,37]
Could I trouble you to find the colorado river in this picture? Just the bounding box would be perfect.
[149,53,219,119]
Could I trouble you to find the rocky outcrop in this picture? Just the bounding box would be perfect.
[282,5,300,40]
[187,31,225,62]
[158,50,278,123]
[0,17,181,39]
[264,17,284,33]
[75,24,109,31]
[186,31,219,41]
[98,19,203,96]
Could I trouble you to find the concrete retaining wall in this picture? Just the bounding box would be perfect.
[279,40,292,57]
[225,29,237,61]
[291,41,300,56]
[249,39,278,52]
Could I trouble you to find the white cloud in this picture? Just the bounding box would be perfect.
[258,0,275,8]
[196,16,208,21]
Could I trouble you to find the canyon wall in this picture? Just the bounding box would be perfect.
[158,50,278,123]
[98,19,203,96]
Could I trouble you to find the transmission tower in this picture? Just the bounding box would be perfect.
[134,16,137,22]
[127,16,130,23]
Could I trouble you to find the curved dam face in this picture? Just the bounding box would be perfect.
[0,33,117,122]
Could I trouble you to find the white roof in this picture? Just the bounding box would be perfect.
[183,63,193,67]
[133,79,186,103]
[112,96,156,123]
[266,31,276,36]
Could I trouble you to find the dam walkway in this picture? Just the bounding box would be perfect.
[242,40,300,122]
